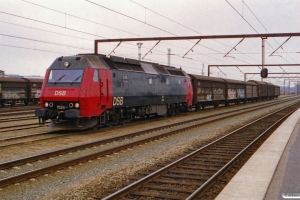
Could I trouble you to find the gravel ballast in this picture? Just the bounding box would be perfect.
[0,97,297,199]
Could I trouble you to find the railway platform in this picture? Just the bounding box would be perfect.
[215,108,300,200]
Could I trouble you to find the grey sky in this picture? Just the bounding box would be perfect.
[1,0,300,85]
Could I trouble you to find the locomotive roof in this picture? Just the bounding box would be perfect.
[51,55,188,77]
[50,55,109,70]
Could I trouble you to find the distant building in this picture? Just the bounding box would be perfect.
[23,75,44,79]
[0,72,44,79]
[6,74,23,78]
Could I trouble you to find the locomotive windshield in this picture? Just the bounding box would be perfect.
[47,69,83,85]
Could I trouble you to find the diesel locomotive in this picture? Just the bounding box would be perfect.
[35,54,280,130]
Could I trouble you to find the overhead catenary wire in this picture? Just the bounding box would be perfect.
[0,0,298,84]
[6,0,256,69]
[0,33,93,51]
[225,0,291,67]
[21,0,141,37]
[242,0,298,66]
[0,43,73,55]
[13,0,223,68]
[225,0,298,83]
[86,0,253,65]
[128,0,259,64]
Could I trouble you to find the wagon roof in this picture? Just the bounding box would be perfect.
[221,78,245,84]
[248,80,269,85]
[0,77,27,82]
[188,74,226,82]
[22,78,44,83]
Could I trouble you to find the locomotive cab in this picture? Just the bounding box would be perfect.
[35,55,112,129]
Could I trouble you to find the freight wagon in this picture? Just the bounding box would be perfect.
[0,77,43,107]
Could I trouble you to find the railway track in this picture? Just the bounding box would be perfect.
[0,98,298,188]
[0,131,66,149]
[0,105,39,116]
[99,102,300,199]
[0,97,295,149]
[0,122,49,133]
[0,116,36,123]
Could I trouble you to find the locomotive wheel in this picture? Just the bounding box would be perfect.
[195,104,201,112]
[225,101,229,107]
[24,100,29,105]
[92,125,99,130]
[168,107,175,116]
[10,101,16,107]
[0,103,4,107]
[33,100,38,105]
[214,102,219,108]
[171,109,175,116]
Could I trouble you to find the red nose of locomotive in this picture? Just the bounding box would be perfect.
[41,88,81,118]
[35,55,112,130]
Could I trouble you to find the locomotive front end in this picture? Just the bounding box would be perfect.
[35,55,112,130]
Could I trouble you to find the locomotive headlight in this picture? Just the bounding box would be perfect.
[44,102,49,107]
[69,103,74,108]
[49,102,54,107]
[75,103,80,108]
[64,62,70,68]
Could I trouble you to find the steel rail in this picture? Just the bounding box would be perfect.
[0,116,36,122]
[0,97,298,188]
[186,107,297,199]
[0,97,294,169]
[0,123,49,133]
[101,102,299,199]
[0,132,67,149]
[0,97,293,149]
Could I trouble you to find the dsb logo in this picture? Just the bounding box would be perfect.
[54,91,66,96]
[113,96,124,106]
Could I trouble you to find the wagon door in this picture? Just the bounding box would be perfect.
[227,83,236,100]
[246,84,252,98]
[237,84,245,99]
[213,82,225,100]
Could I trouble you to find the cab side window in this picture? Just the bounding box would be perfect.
[93,70,99,82]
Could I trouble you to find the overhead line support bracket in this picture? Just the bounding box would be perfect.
[142,40,161,59]
[182,39,201,58]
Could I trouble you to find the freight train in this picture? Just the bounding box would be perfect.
[35,54,280,130]
[0,77,43,107]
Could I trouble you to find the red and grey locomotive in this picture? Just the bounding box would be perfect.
[35,54,193,129]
